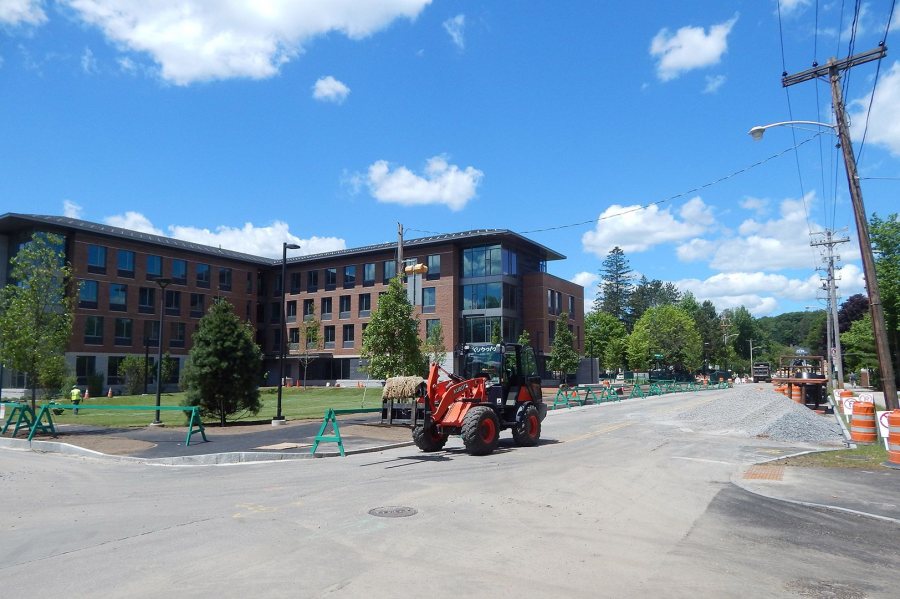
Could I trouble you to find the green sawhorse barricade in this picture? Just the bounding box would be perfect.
[1,402,40,438]
[552,387,586,409]
[311,407,382,457]
[27,404,208,446]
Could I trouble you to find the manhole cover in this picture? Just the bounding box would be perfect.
[368,506,417,518]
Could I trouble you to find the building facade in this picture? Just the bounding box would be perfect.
[0,214,584,391]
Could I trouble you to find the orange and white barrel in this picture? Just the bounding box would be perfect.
[790,384,804,404]
[850,402,877,444]
[887,410,900,466]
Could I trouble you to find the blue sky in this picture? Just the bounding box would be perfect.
[2,1,899,316]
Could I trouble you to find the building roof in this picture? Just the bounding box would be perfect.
[0,213,565,266]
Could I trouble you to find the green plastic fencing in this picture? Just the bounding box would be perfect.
[310,407,382,457]
[27,403,208,446]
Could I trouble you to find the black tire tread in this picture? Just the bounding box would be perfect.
[461,406,500,456]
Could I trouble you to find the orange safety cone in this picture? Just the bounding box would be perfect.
[84,389,90,400]
[107,388,113,398]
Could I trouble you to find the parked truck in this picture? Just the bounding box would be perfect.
[752,362,772,383]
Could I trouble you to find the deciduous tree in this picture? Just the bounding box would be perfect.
[361,276,424,378]
[549,312,579,384]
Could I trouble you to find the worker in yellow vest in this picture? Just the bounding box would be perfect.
[71,385,82,415]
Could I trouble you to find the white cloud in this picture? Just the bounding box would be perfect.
[80,47,97,73]
[571,271,600,306]
[312,75,350,104]
[102,212,346,258]
[739,196,770,215]
[582,197,714,256]
[104,211,165,235]
[676,238,716,262]
[443,14,465,50]
[650,15,738,81]
[366,155,483,211]
[0,0,46,26]
[778,0,811,16]
[702,74,726,94]
[117,56,136,73]
[63,199,83,219]
[61,0,432,85]
[849,61,900,156]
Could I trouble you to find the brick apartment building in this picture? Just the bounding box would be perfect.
[0,213,584,390]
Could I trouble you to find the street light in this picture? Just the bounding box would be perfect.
[747,120,836,140]
[152,277,171,425]
[275,242,302,424]
[750,117,898,409]
[403,262,428,306]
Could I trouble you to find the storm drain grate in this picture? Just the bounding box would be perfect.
[368,506,418,518]
[743,465,785,480]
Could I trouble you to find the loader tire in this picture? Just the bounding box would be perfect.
[413,421,448,452]
[512,405,541,447]
[461,406,500,456]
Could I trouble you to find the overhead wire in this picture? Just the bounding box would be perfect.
[855,0,895,165]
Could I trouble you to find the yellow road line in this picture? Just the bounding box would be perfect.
[565,421,634,443]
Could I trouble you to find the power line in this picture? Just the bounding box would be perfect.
[855,0,895,164]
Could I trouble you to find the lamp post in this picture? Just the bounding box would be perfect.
[750,118,898,410]
[275,242,302,424]
[152,278,171,425]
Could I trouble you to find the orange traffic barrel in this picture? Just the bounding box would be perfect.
[850,402,877,444]
[790,384,804,404]
[887,410,900,466]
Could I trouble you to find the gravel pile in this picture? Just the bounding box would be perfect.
[676,385,845,445]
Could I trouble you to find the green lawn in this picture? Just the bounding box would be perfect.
[43,386,384,428]
[775,443,889,468]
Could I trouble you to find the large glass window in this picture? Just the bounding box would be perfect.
[463,245,517,277]
[325,267,337,288]
[84,316,104,344]
[76,356,96,385]
[146,255,162,279]
[190,293,205,318]
[422,287,436,313]
[303,299,315,320]
[109,283,127,311]
[324,325,335,348]
[170,322,186,348]
[359,293,371,316]
[342,324,355,348]
[138,287,155,314]
[117,250,135,277]
[196,263,210,288]
[339,295,351,318]
[79,280,99,309]
[165,289,181,316]
[462,283,502,310]
[427,254,441,278]
[382,260,396,283]
[321,297,333,320]
[307,270,319,292]
[289,272,301,294]
[547,289,562,316]
[363,263,375,286]
[107,356,125,385]
[343,265,356,288]
[504,283,518,310]
[464,316,501,343]
[144,321,160,345]
[87,245,106,274]
[114,318,133,345]
[286,300,297,322]
[426,318,441,336]
[171,259,187,284]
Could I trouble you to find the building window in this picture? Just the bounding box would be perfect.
[363,263,375,286]
[79,280,99,309]
[324,325,335,349]
[568,295,576,316]
[273,273,283,296]
[114,318,133,346]
[307,270,319,292]
[107,356,125,385]
[382,260,396,283]
[286,300,297,322]
[343,265,356,288]
[325,267,337,289]
[342,324,355,348]
[462,283,502,310]
[109,283,127,311]
[422,287,436,313]
[76,356,96,385]
[195,263,210,288]
[321,297,333,320]
[547,290,562,316]
[463,316,501,344]
[461,245,517,278]
[117,250,135,277]
[87,245,106,274]
[190,293,205,318]
[170,322,186,348]
[427,254,441,279]
[246,271,253,294]
[270,301,280,324]
[289,272,301,294]
[146,255,162,280]
[165,289,181,316]
[288,328,299,344]
[426,318,441,336]
[171,259,187,285]
[503,284,518,310]
[303,299,315,320]
[84,316,104,345]
[219,267,232,291]
[339,295,351,319]
[138,287,155,314]
[359,293,371,317]
[549,320,557,344]
[144,321,160,346]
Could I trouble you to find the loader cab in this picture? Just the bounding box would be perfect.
[462,343,543,405]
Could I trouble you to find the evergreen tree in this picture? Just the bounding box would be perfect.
[594,246,633,325]
[361,276,424,378]
[584,311,627,371]
[0,233,75,409]
[548,312,579,384]
[181,299,263,426]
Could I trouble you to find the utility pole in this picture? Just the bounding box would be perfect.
[783,46,898,410]
[812,230,849,389]
[396,222,404,281]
